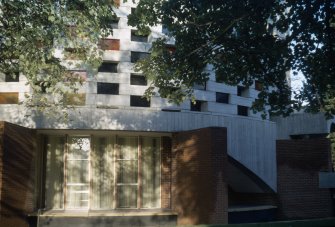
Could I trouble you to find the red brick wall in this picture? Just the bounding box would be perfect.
[0,122,36,227]
[277,138,334,220]
[172,127,228,225]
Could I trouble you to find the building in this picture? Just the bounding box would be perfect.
[0,1,334,227]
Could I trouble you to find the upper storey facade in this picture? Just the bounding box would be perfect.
[0,1,265,120]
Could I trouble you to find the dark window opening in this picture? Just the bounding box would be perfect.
[130,74,147,86]
[98,62,118,73]
[193,82,206,90]
[130,95,150,107]
[237,86,248,97]
[97,82,119,95]
[131,30,148,43]
[131,52,150,63]
[237,105,248,116]
[216,92,229,104]
[290,134,328,140]
[190,100,203,112]
[255,80,263,91]
[5,72,19,82]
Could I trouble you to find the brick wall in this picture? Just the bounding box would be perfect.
[0,122,36,227]
[171,127,228,225]
[277,138,334,220]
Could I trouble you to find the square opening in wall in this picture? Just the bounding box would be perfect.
[130,95,150,107]
[97,82,119,95]
[237,86,249,97]
[216,92,229,104]
[131,52,150,63]
[5,72,19,82]
[98,62,118,73]
[131,30,148,43]
[130,74,147,86]
[237,105,249,116]
[190,100,205,112]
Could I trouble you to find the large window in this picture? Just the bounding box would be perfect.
[44,135,161,210]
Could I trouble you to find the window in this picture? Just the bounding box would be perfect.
[131,52,150,63]
[97,82,119,95]
[255,80,263,91]
[237,86,248,97]
[131,30,148,43]
[216,92,229,104]
[193,82,206,90]
[130,95,150,107]
[190,100,203,112]
[99,39,120,51]
[130,74,147,86]
[44,135,161,210]
[237,105,249,116]
[111,17,120,28]
[98,62,118,73]
[5,72,19,82]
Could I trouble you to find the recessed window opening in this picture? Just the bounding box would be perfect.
[130,95,150,107]
[97,82,119,95]
[237,105,248,116]
[130,74,147,86]
[216,92,229,104]
[98,62,118,73]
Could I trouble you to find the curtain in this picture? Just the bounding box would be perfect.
[117,137,138,208]
[45,136,65,210]
[91,136,114,209]
[142,137,161,208]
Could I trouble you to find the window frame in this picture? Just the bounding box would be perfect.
[43,134,162,211]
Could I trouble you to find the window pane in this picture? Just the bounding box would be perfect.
[91,137,114,209]
[142,137,161,208]
[66,137,90,209]
[66,185,89,209]
[118,137,138,160]
[117,185,137,208]
[117,160,138,184]
[45,136,65,210]
[67,160,89,183]
[68,137,90,159]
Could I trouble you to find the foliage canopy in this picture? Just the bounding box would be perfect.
[128,0,335,118]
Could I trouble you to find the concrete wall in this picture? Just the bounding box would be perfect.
[272,112,334,139]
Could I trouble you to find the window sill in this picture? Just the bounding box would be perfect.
[30,209,176,217]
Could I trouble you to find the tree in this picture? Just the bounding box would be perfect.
[0,0,117,115]
[128,0,335,118]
